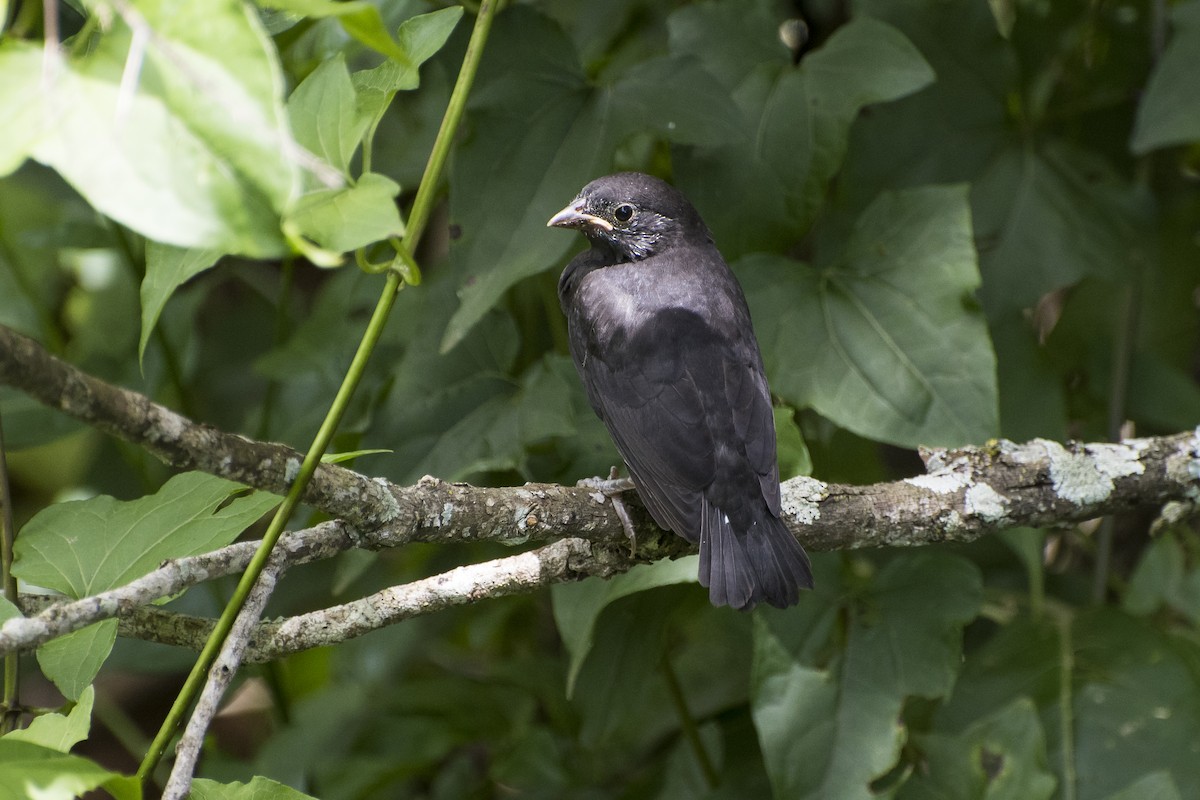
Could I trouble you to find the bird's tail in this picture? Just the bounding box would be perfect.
[698,504,813,610]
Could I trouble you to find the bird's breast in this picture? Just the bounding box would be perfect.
[572,267,656,344]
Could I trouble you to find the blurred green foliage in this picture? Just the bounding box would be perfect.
[1,0,1199,798]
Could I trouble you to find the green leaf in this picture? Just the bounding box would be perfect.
[288,54,369,177]
[398,6,464,65]
[260,0,412,65]
[6,1,302,255]
[671,7,935,255]
[991,314,1068,441]
[940,610,1200,800]
[667,0,790,88]
[552,557,699,696]
[285,173,404,257]
[0,740,130,800]
[1103,773,1184,800]
[139,242,221,364]
[1124,534,1186,617]
[1070,611,1200,799]
[743,185,998,448]
[365,271,536,484]
[751,618,836,799]
[752,552,982,799]
[1128,353,1200,433]
[5,685,94,752]
[774,406,812,480]
[899,698,1056,800]
[971,142,1135,313]
[0,41,45,177]
[352,6,465,99]
[36,622,116,701]
[191,775,320,800]
[14,471,279,597]
[351,6,465,149]
[834,2,1142,315]
[0,595,19,624]
[440,7,743,352]
[568,588,691,749]
[934,615,1063,733]
[1131,3,1200,153]
[321,449,392,464]
[390,352,583,483]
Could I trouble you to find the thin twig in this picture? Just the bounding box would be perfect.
[3,522,352,654]
[162,552,286,799]
[102,538,601,662]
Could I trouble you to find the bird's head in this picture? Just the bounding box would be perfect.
[547,172,710,262]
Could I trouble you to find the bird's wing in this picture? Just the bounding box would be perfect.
[575,305,779,541]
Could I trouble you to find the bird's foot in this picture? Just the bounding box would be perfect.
[578,467,638,556]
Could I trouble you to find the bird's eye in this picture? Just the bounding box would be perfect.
[613,204,635,223]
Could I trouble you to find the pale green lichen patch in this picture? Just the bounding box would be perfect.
[781,476,827,525]
[1036,439,1140,506]
[1084,442,1145,482]
[1168,428,1200,501]
[964,483,1008,523]
[1189,427,1200,481]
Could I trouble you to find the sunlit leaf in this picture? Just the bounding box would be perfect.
[0,41,45,176]
[285,172,404,257]
[261,0,412,64]
[0,740,129,800]
[5,686,95,753]
[288,54,368,177]
[7,1,301,255]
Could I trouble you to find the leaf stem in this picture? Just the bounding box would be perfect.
[661,652,719,789]
[1056,614,1077,800]
[135,0,500,784]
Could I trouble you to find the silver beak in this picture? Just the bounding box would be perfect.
[547,202,613,231]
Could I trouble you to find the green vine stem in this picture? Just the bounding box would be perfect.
[136,0,499,783]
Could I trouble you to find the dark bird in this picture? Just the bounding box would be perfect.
[548,172,813,609]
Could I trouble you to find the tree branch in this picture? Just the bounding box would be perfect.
[3,522,353,653]
[163,542,286,800]
[0,325,396,529]
[3,322,1200,660]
